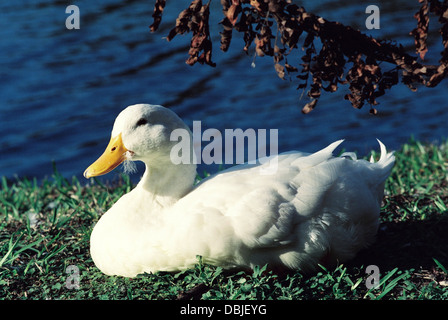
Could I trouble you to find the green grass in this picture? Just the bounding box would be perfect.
[1,139,447,300]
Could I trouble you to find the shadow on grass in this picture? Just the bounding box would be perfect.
[348,215,448,273]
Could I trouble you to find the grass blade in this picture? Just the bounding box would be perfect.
[0,234,22,268]
[433,258,448,274]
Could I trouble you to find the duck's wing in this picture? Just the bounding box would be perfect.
[181,140,346,224]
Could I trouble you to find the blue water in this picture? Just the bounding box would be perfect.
[0,0,447,182]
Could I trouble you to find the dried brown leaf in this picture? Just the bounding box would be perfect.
[411,0,429,60]
[302,99,317,114]
[285,63,298,73]
[275,63,285,79]
[226,3,241,26]
[149,0,167,32]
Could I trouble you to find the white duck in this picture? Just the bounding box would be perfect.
[84,104,395,277]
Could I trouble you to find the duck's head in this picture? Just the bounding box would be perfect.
[84,104,192,178]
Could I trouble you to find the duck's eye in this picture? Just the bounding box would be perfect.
[136,118,148,127]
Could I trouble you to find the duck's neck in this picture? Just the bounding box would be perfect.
[136,161,197,208]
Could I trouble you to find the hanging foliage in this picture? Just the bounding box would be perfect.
[149,0,448,113]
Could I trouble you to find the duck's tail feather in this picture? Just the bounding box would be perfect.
[293,139,344,169]
[373,139,395,179]
[364,140,395,206]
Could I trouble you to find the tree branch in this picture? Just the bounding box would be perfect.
[149,0,448,113]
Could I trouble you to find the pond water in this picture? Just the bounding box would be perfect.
[0,0,447,182]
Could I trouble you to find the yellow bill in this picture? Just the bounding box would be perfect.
[84,133,129,178]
